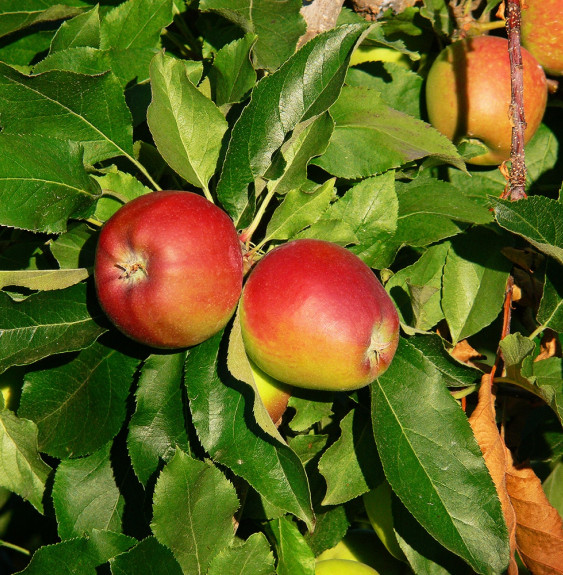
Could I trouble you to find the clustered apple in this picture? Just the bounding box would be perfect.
[521,0,563,76]
[94,191,243,349]
[425,35,547,165]
[239,239,400,392]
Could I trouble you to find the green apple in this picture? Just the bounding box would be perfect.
[425,35,547,165]
[316,559,380,575]
[351,45,411,68]
[249,359,292,424]
[363,482,405,561]
[521,0,563,76]
[239,239,400,392]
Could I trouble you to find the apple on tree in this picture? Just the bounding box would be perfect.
[425,35,547,165]
[249,358,292,424]
[521,0,563,76]
[239,239,400,392]
[315,558,380,575]
[94,191,243,349]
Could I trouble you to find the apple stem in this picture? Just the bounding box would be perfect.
[239,185,277,249]
[201,185,215,204]
[502,0,528,201]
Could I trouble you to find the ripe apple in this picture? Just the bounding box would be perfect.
[521,0,563,76]
[316,559,380,575]
[239,239,400,391]
[249,358,292,424]
[425,35,547,165]
[94,191,243,349]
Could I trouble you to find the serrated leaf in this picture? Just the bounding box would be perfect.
[263,179,336,245]
[0,62,133,165]
[312,86,464,178]
[0,268,89,291]
[314,171,398,268]
[19,340,140,458]
[50,5,100,52]
[186,330,314,530]
[385,242,449,330]
[209,33,257,106]
[287,394,334,433]
[268,517,315,575]
[491,196,563,265]
[0,2,85,39]
[93,170,151,222]
[208,532,275,575]
[200,0,305,71]
[128,352,190,486]
[151,449,239,575]
[53,442,124,539]
[537,260,563,332]
[110,536,183,575]
[147,51,228,194]
[372,337,510,575]
[16,530,136,575]
[319,408,383,505]
[442,228,512,343]
[0,28,55,67]
[0,283,107,375]
[0,409,51,512]
[216,23,369,225]
[0,135,101,233]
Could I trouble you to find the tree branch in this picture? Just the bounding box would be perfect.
[502,0,527,200]
[299,0,346,46]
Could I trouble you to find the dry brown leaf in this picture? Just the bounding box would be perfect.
[535,329,562,362]
[505,450,563,574]
[451,339,485,364]
[469,376,518,574]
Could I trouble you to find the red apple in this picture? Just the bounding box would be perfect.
[521,0,563,76]
[425,35,547,165]
[94,191,243,349]
[239,239,399,392]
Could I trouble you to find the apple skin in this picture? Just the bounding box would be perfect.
[249,358,292,424]
[521,0,563,76]
[425,35,547,165]
[316,559,380,575]
[94,191,243,349]
[239,239,400,392]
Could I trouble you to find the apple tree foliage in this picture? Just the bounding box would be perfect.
[0,0,561,574]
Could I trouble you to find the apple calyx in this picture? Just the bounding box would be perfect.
[115,256,148,281]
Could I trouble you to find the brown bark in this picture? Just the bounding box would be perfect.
[298,0,346,47]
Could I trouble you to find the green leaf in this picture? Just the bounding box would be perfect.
[408,334,481,387]
[442,228,511,343]
[0,283,107,375]
[151,449,239,574]
[49,223,97,269]
[128,352,190,486]
[109,538,181,575]
[0,135,101,233]
[263,179,336,245]
[186,330,314,530]
[16,530,136,575]
[0,29,54,67]
[0,269,89,291]
[537,260,563,332]
[319,408,384,505]
[216,23,369,225]
[385,242,449,331]
[0,2,85,39]
[0,409,51,512]
[312,86,464,178]
[200,0,305,71]
[0,62,133,165]
[19,340,140,458]
[208,532,275,575]
[314,171,398,268]
[287,394,334,433]
[147,51,228,194]
[99,0,174,85]
[93,170,151,222]
[53,442,124,539]
[110,536,183,575]
[50,5,101,52]
[372,337,510,575]
[491,196,563,265]
[209,33,257,106]
[268,517,315,575]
